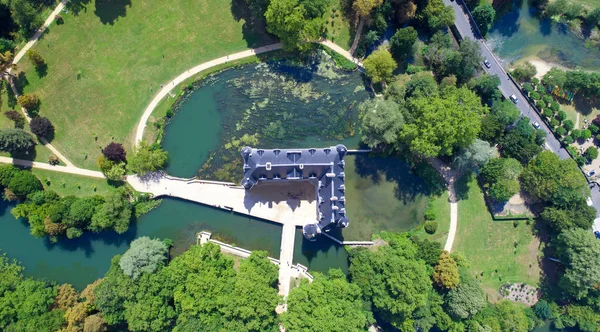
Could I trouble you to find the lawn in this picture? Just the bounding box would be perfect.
[453,174,541,297]
[326,0,354,51]
[413,191,451,246]
[17,0,275,169]
[31,168,120,196]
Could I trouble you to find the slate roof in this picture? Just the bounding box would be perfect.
[241,145,349,240]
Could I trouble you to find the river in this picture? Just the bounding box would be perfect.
[488,0,600,70]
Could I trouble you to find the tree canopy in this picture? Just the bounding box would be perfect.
[128,142,168,175]
[554,229,600,299]
[265,0,327,51]
[389,26,417,60]
[0,128,36,155]
[359,98,404,149]
[363,47,397,84]
[119,237,169,280]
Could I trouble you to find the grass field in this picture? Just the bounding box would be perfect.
[413,191,451,246]
[32,168,119,196]
[17,0,274,169]
[453,174,541,297]
[326,0,353,50]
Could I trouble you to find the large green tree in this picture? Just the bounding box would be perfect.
[282,269,372,331]
[469,74,501,102]
[520,151,589,208]
[422,0,455,30]
[363,47,397,85]
[349,235,431,328]
[389,26,417,60]
[359,98,404,149]
[400,86,485,158]
[265,0,325,51]
[119,237,169,280]
[554,229,600,299]
[128,142,168,175]
[480,157,522,202]
[472,4,495,36]
[353,0,384,17]
[0,128,36,155]
[451,139,495,173]
[445,276,486,319]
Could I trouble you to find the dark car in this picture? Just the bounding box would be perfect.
[595,231,600,239]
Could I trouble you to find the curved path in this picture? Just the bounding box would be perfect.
[7,0,74,167]
[134,43,283,144]
[0,156,104,178]
[134,40,363,144]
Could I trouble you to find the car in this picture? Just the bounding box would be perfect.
[595,231,600,239]
[588,196,594,206]
[587,170,596,177]
[483,59,491,68]
[532,121,540,129]
[509,94,519,103]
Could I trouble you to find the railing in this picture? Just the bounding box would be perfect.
[322,233,374,246]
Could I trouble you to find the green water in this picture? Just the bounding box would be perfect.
[488,1,600,70]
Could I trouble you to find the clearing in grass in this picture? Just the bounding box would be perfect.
[453,174,541,297]
[16,0,275,169]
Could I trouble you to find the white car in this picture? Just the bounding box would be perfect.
[483,59,491,68]
[509,94,519,103]
[532,121,540,129]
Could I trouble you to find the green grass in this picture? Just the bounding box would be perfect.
[326,0,353,50]
[413,191,451,246]
[17,0,274,169]
[453,175,541,296]
[31,168,120,197]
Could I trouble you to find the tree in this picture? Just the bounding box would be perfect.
[586,7,600,25]
[405,71,438,99]
[265,0,325,51]
[433,251,460,289]
[0,128,36,154]
[520,151,589,207]
[564,120,574,132]
[128,142,168,175]
[584,146,598,162]
[17,93,39,111]
[363,47,397,85]
[349,236,431,328]
[454,39,483,83]
[4,0,42,38]
[512,62,537,82]
[554,228,600,299]
[479,114,505,143]
[422,0,454,30]
[84,314,107,332]
[480,157,522,202]
[469,74,501,102]
[29,116,54,139]
[400,86,485,158]
[491,99,520,126]
[353,0,384,17]
[283,268,371,331]
[472,4,495,36]
[101,142,127,162]
[119,237,168,280]
[97,156,126,181]
[445,277,486,319]
[7,170,41,197]
[540,202,596,233]
[389,26,417,60]
[4,110,25,128]
[543,67,567,89]
[532,300,553,320]
[0,50,16,80]
[500,119,543,164]
[25,49,44,67]
[359,98,404,149]
[90,188,132,233]
[451,139,495,173]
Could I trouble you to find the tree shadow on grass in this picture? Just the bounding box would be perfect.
[572,93,600,117]
[454,172,473,201]
[14,72,29,95]
[10,147,37,162]
[35,63,48,78]
[230,0,277,48]
[67,0,91,16]
[94,0,131,25]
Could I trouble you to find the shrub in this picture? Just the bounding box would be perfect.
[48,155,59,165]
[512,62,536,81]
[424,221,438,234]
[564,120,575,132]
[66,227,83,239]
[8,170,42,197]
[101,142,127,162]
[550,118,559,127]
[589,123,599,134]
[532,300,553,320]
[530,91,540,100]
[29,117,54,139]
[55,15,64,25]
[0,164,18,187]
[17,94,40,111]
[555,127,567,136]
[550,101,560,112]
[542,95,553,105]
[536,100,545,109]
[25,49,45,67]
[575,155,586,166]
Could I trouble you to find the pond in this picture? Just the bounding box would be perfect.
[488,0,600,70]
[0,52,430,289]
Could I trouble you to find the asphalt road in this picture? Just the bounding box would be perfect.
[444,0,600,225]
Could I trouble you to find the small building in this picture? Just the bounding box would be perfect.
[241,145,349,240]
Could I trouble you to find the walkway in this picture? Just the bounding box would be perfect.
[0,156,104,178]
[428,158,461,252]
[7,0,74,167]
[126,173,316,227]
[134,43,283,144]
